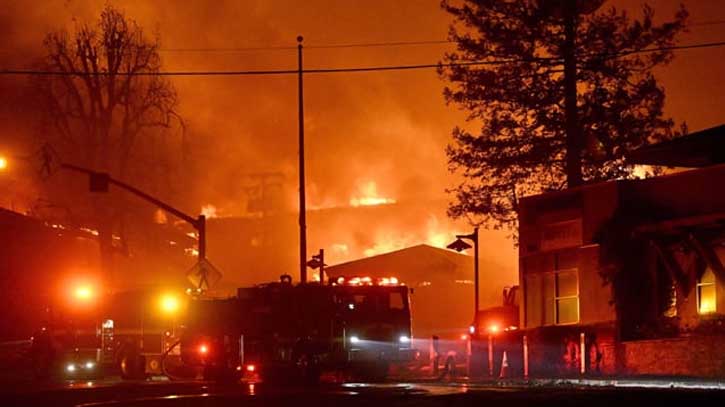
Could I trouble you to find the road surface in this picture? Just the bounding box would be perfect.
[2,378,725,407]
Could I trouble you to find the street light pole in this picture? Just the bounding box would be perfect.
[297,35,308,284]
[447,227,480,320]
[473,226,479,314]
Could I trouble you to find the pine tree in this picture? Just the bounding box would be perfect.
[440,0,688,231]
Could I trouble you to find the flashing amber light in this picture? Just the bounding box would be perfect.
[246,364,256,372]
[378,277,399,286]
[198,344,209,355]
[0,156,7,171]
[159,294,180,315]
[460,334,468,341]
[488,324,500,334]
[74,285,94,301]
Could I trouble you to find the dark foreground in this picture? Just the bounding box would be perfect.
[2,379,725,407]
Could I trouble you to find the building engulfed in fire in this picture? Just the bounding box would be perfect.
[325,244,482,340]
[519,124,725,378]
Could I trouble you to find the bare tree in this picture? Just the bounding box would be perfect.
[34,5,184,281]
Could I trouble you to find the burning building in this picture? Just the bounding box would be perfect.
[0,208,98,339]
[325,244,492,340]
[206,196,516,292]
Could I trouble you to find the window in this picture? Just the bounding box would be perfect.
[524,255,580,327]
[697,268,716,315]
[525,274,542,328]
[555,269,579,324]
[388,292,404,310]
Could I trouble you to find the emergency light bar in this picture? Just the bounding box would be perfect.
[332,276,401,286]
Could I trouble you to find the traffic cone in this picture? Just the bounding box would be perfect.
[499,351,509,378]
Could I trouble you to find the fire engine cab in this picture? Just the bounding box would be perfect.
[180,275,413,382]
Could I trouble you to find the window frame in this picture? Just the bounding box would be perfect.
[553,267,580,325]
[696,268,717,315]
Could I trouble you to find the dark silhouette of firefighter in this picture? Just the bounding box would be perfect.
[431,335,440,376]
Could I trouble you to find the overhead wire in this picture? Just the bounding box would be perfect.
[1,40,724,77]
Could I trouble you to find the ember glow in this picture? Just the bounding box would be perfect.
[80,227,100,237]
[154,209,168,224]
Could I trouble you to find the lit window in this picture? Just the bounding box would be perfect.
[523,252,580,327]
[697,268,716,315]
[555,269,579,324]
[525,273,542,328]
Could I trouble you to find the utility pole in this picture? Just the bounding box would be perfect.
[563,0,583,188]
[319,249,325,284]
[473,227,479,314]
[297,35,307,284]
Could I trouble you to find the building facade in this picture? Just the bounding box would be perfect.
[519,163,725,378]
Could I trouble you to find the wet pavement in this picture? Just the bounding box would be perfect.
[2,378,725,407]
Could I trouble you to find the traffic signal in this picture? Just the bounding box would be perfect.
[306,249,326,269]
[306,256,322,269]
[306,249,326,283]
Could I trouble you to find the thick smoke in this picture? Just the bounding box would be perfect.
[5,0,721,305]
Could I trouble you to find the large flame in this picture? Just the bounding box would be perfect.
[201,204,219,218]
[349,181,396,207]
[357,215,464,258]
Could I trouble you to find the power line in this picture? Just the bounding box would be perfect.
[160,45,296,53]
[157,21,725,53]
[597,40,725,59]
[308,39,452,49]
[2,40,724,77]
[0,57,556,77]
[148,21,725,53]
[2,20,722,56]
[159,40,453,53]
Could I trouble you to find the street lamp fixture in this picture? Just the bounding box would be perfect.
[447,227,480,323]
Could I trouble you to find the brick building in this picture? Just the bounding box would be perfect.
[518,124,725,378]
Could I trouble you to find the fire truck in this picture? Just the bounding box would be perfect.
[179,275,413,382]
[468,286,521,378]
[30,284,186,380]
